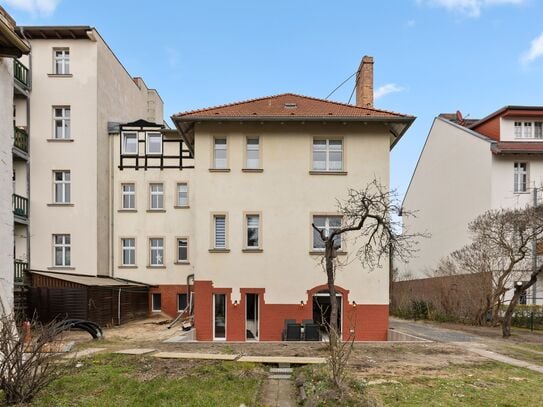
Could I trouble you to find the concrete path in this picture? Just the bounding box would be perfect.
[464,343,543,374]
[389,318,482,342]
[260,378,296,407]
[152,352,238,360]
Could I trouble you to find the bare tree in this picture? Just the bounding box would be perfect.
[311,180,421,388]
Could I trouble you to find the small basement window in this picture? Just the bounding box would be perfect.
[152,293,161,312]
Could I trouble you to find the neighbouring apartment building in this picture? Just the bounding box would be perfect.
[401,107,543,303]
[111,56,415,341]
[0,6,30,314]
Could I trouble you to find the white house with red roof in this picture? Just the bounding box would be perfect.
[111,56,415,341]
[401,106,543,304]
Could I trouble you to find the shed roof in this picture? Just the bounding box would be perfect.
[29,270,149,287]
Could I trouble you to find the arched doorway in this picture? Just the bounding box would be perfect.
[312,290,342,334]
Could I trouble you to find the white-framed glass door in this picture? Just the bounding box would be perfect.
[213,293,226,340]
[245,293,259,341]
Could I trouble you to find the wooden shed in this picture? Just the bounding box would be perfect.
[29,270,150,327]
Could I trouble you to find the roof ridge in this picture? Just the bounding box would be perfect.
[172,92,413,118]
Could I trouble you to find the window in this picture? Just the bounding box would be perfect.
[122,132,138,155]
[121,184,135,209]
[177,293,188,312]
[312,139,343,171]
[523,122,533,138]
[177,238,188,262]
[213,215,227,249]
[53,170,71,203]
[246,137,260,169]
[177,183,188,207]
[149,184,164,209]
[53,106,70,139]
[146,132,162,155]
[312,215,342,250]
[535,122,543,139]
[152,293,161,312]
[246,214,260,248]
[213,138,227,169]
[53,48,70,74]
[514,162,528,193]
[514,122,522,138]
[121,238,136,266]
[149,238,164,266]
[53,234,71,267]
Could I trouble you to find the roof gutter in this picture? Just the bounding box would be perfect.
[0,20,30,56]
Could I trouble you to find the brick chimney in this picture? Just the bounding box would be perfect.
[356,56,374,108]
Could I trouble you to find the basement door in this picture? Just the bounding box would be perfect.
[245,293,259,341]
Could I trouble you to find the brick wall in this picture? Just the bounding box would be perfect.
[149,285,188,318]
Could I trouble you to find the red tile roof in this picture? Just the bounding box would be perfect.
[172,93,413,120]
[491,142,543,155]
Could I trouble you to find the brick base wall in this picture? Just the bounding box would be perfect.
[149,285,188,318]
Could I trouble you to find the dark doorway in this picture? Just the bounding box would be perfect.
[312,291,342,334]
[245,293,259,340]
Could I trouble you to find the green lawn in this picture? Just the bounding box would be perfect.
[28,354,265,407]
[370,362,543,407]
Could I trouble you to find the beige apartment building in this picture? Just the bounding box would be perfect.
[0,7,30,314]
[111,57,415,341]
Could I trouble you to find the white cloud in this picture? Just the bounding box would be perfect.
[374,83,405,100]
[521,33,543,65]
[418,0,524,18]
[4,0,61,17]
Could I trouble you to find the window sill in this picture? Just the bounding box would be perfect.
[146,209,166,213]
[514,191,530,195]
[209,168,231,173]
[147,265,166,269]
[174,205,190,209]
[47,74,73,78]
[309,171,348,176]
[174,261,190,265]
[47,266,75,270]
[118,265,137,269]
[242,168,263,173]
[118,209,137,212]
[152,310,162,313]
[47,203,74,207]
[47,138,74,142]
[309,250,347,256]
[209,249,230,253]
[242,248,263,253]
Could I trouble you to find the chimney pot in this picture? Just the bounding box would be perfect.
[356,55,374,108]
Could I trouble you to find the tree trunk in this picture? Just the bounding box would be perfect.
[325,241,339,341]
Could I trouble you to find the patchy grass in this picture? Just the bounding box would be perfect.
[369,362,543,407]
[494,344,543,367]
[28,354,265,407]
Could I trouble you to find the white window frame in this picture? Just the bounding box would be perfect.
[149,238,164,267]
[121,238,136,266]
[151,293,161,312]
[146,132,162,155]
[213,214,227,249]
[149,183,164,210]
[53,106,71,139]
[177,238,189,262]
[312,138,343,171]
[312,215,343,250]
[514,162,528,193]
[177,183,189,207]
[523,122,533,139]
[53,234,71,267]
[53,170,71,203]
[121,183,136,209]
[213,137,228,169]
[245,214,260,249]
[535,122,543,139]
[53,48,70,75]
[514,122,523,138]
[122,132,138,155]
[245,137,260,169]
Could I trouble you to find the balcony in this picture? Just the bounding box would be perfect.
[12,194,28,222]
[14,260,27,284]
[13,59,30,90]
[13,126,28,154]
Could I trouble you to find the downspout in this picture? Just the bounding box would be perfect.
[117,287,121,325]
[110,130,115,278]
[187,273,194,314]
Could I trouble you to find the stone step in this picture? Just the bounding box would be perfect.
[268,374,292,380]
[269,367,293,374]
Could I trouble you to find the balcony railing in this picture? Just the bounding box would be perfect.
[12,194,28,219]
[14,126,28,153]
[14,260,27,284]
[13,59,30,89]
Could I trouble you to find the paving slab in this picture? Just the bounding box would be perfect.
[465,345,543,374]
[152,352,238,361]
[238,356,325,364]
[260,378,296,406]
[63,347,106,359]
[115,348,156,355]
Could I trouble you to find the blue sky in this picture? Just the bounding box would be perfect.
[4,0,543,200]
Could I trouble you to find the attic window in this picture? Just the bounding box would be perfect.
[284,102,297,109]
